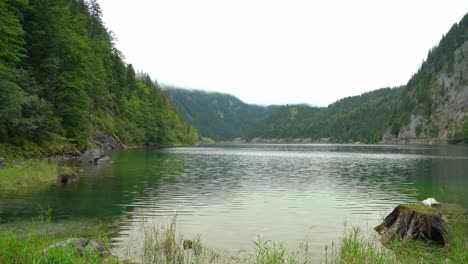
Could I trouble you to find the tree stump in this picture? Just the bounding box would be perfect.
[374,203,450,246]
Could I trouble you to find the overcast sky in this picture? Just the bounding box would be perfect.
[98,0,467,106]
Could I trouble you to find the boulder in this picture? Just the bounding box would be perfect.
[43,238,112,257]
[96,155,112,164]
[0,157,6,168]
[43,238,89,255]
[375,202,449,245]
[81,148,111,164]
[83,240,113,257]
[81,148,104,164]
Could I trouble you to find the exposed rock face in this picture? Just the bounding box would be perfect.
[381,41,468,144]
[81,148,105,164]
[91,132,124,150]
[79,131,122,164]
[81,148,112,164]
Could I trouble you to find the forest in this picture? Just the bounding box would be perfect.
[249,13,468,143]
[0,0,198,156]
[250,87,403,143]
[163,87,278,141]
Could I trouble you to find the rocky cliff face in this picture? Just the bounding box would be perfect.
[381,40,468,144]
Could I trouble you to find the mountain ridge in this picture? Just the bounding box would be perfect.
[163,86,278,141]
[165,13,468,144]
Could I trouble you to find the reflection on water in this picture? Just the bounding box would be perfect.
[0,144,467,256]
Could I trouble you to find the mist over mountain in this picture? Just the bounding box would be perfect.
[163,87,278,141]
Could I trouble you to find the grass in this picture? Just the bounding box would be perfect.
[0,231,118,264]
[0,209,118,264]
[118,213,466,264]
[0,158,74,192]
[334,227,396,264]
[0,206,466,263]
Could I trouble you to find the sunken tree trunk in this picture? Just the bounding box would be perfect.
[374,203,450,246]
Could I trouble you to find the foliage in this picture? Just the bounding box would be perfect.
[164,87,278,141]
[0,158,72,192]
[0,221,118,264]
[390,13,468,133]
[250,13,468,143]
[336,227,395,264]
[448,118,468,144]
[0,0,197,155]
[250,87,402,143]
[1,210,466,263]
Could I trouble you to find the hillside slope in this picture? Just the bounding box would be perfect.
[383,14,468,144]
[163,87,277,141]
[251,13,468,144]
[250,87,402,143]
[0,0,197,156]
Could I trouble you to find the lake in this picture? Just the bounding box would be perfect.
[0,144,467,258]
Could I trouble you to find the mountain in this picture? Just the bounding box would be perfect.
[163,87,277,141]
[250,87,402,143]
[250,13,468,144]
[383,14,468,144]
[0,0,197,156]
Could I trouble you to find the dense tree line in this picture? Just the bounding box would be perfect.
[163,87,277,141]
[390,13,468,137]
[249,88,402,143]
[163,87,278,141]
[250,13,468,143]
[0,0,197,155]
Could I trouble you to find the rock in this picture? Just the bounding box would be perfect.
[83,241,113,257]
[96,155,112,164]
[422,198,441,208]
[91,132,124,150]
[0,157,6,169]
[81,148,105,164]
[375,203,449,245]
[380,41,468,144]
[43,238,112,257]
[43,238,89,255]
[57,173,79,185]
[81,148,111,164]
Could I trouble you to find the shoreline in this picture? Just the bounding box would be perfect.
[0,203,466,263]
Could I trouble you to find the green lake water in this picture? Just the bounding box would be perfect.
[0,144,467,257]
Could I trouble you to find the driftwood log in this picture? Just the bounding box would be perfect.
[374,202,449,246]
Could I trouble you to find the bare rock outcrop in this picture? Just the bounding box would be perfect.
[381,41,468,144]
